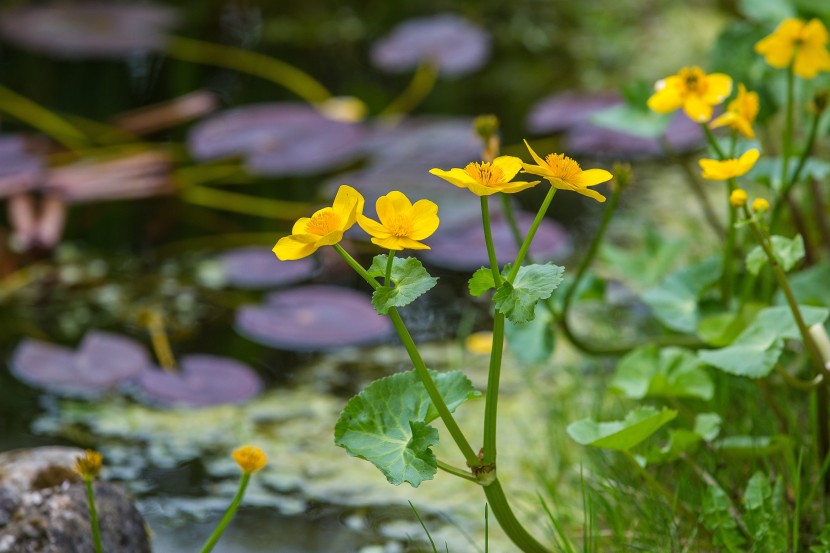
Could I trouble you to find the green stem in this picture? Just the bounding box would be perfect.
[483,478,552,553]
[482,312,505,466]
[165,36,331,104]
[379,61,438,117]
[701,124,726,160]
[481,196,503,287]
[199,472,251,553]
[385,249,395,285]
[83,477,104,553]
[333,244,481,468]
[437,460,478,482]
[773,363,824,391]
[506,188,557,283]
[0,84,90,150]
[780,63,795,197]
[722,178,737,305]
[180,185,312,220]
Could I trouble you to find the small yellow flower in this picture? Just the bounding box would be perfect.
[465,331,495,355]
[752,197,770,213]
[710,84,760,139]
[429,156,540,196]
[273,185,364,261]
[647,66,733,123]
[729,189,748,208]
[521,140,612,202]
[755,18,830,79]
[232,445,267,474]
[74,450,103,480]
[699,149,760,180]
[358,191,439,251]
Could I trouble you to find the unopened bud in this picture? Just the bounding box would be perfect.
[611,163,633,190]
[810,90,829,115]
[729,188,748,208]
[473,115,499,142]
[752,197,770,214]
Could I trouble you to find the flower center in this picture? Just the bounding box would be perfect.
[679,67,707,95]
[543,154,582,183]
[387,214,414,237]
[305,209,340,236]
[464,162,505,185]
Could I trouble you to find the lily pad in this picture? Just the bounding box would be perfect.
[0,134,46,198]
[526,91,621,134]
[235,285,393,351]
[370,14,490,77]
[10,331,150,397]
[217,247,316,289]
[0,3,178,58]
[188,103,367,177]
[565,113,703,159]
[135,355,262,407]
[420,211,571,272]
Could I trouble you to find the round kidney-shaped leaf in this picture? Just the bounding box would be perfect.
[217,247,316,289]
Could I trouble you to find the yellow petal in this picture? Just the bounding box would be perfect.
[574,168,613,187]
[735,118,755,139]
[709,111,736,130]
[802,18,829,46]
[523,140,549,168]
[683,95,713,123]
[699,158,726,180]
[371,235,430,251]
[408,200,440,240]
[291,216,312,235]
[385,190,414,214]
[498,180,541,194]
[463,180,502,196]
[316,230,344,247]
[573,186,607,203]
[521,162,556,180]
[647,87,684,114]
[375,194,395,227]
[491,156,523,181]
[793,45,830,79]
[738,149,760,172]
[357,214,392,239]
[331,185,364,229]
[273,235,320,260]
[702,73,732,104]
[429,167,479,189]
[755,34,795,68]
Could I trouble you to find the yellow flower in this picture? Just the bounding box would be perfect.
[273,185,364,261]
[74,450,103,480]
[232,445,267,474]
[755,18,830,79]
[465,331,495,355]
[429,156,540,196]
[358,191,439,250]
[647,66,733,123]
[710,84,760,139]
[699,149,760,180]
[729,189,748,208]
[521,140,612,202]
[752,197,770,213]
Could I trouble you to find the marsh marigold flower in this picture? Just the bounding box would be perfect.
[521,140,612,202]
[233,445,267,474]
[699,149,760,181]
[752,197,770,213]
[273,185,364,261]
[74,450,103,480]
[358,191,439,250]
[710,84,760,139]
[429,156,540,196]
[755,18,830,79]
[729,189,748,208]
[647,66,732,123]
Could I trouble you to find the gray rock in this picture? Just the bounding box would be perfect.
[0,447,151,553]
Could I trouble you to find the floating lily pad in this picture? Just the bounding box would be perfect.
[135,355,262,407]
[10,331,150,397]
[235,285,393,351]
[217,247,316,289]
[526,92,621,134]
[420,210,572,272]
[188,103,367,176]
[564,114,703,159]
[0,135,46,198]
[0,3,178,58]
[370,14,490,77]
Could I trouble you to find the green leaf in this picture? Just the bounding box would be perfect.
[703,485,747,552]
[780,260,830,307]
[713,435,790,457]
[737,0,794,22]
[590,103,671,139]
[600,224,686,291]
[694,413,723,442]
[567,407,677,451]
[611,346,714,400]
[468,267,497,297]
[698,305,829,378]
[643,258,721,333]
[493,263,564,324]
[745,234,805,276]
[368,255,437,315]
[696,303,765,346]
[334,370,480,487]
[504,306,555,365]
[643,413,721,464]
[743,472,787,552]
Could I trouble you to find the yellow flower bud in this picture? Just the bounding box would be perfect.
[473,115,499,142]
[74,450,103,480]
[232,445,267,474]
[729,189,748,208]
[752,197,770,213]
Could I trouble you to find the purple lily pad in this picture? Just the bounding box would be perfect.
[217,247,316,289]
[235,285,393,351]
[526,92,621,134]
[370,14,490,77]
[135,355,262,408]
[187,103,367,177]
[0,3,178,58]
[0,135,46,199]
[10,331,150,398]
[420,210,572,272]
